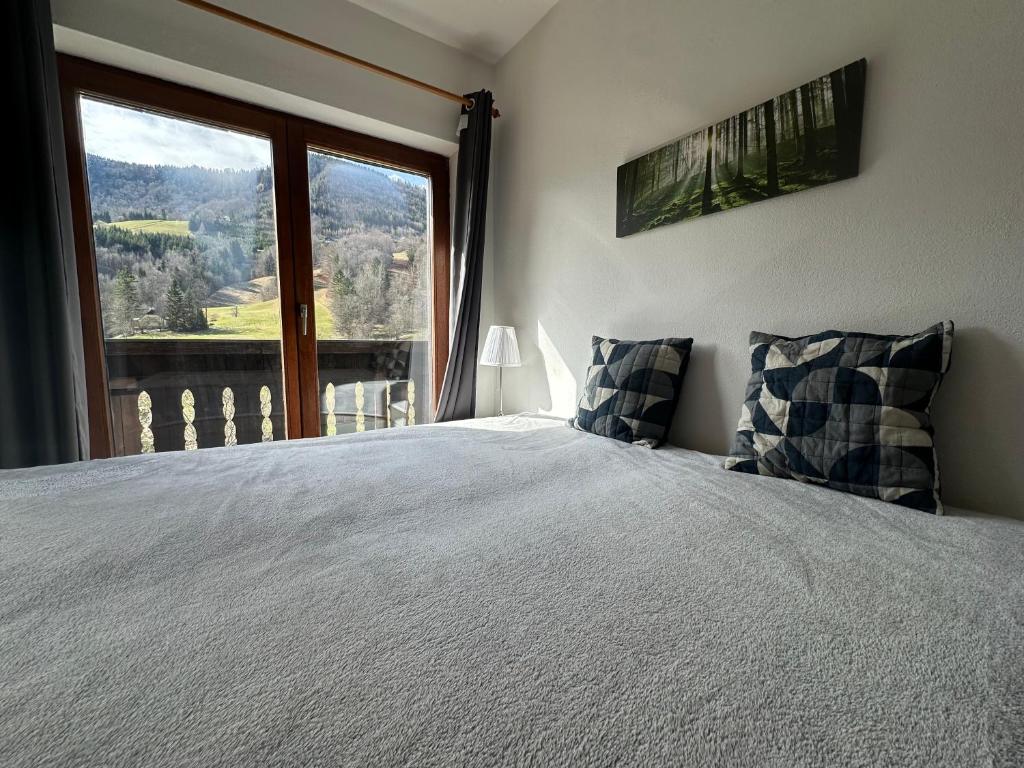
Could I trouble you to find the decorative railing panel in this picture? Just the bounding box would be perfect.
[325,383,337,437]
[105,339,430,455]
[138,391,154,453]
[259,386,273,442]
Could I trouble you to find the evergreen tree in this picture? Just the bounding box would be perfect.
[329,269,357,337]
[111,268,140,337]
[164,277,188,331]
[185,289,208,331]
[165,276,208,332]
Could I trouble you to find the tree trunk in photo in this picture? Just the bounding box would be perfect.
[763,99,779,195]
[724,119,732,175]
[830,69,849,173]
[730,118,736,163]
[814,80,827,125]
[673,140,680,182]
[788,90,801,155]
[619,166,629,223]
[631,162,639,212]
[799,84,817,168]
[734,116,741,164]
[736,110,747,180]
[701,125,715,214]
[754,105,762,153]
[626,163,634,219]
[625,162,638,218]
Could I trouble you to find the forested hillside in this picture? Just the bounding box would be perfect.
[87,153,430,341]
[86,154,426,236]
[86,155,273,230]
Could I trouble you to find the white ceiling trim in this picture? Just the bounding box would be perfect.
[53,27,461,157]
[346,0,559,63]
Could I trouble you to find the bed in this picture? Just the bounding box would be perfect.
[1,415,1022,767]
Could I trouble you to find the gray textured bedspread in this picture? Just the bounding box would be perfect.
[1,415,1022,767]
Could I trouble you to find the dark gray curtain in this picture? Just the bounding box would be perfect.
[1,0,89,467]
[435,90,493,422]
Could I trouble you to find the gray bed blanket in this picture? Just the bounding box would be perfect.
[1,415,1022,767]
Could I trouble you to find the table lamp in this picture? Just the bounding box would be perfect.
[480,325,521,416]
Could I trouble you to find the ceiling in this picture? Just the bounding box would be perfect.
[347,0,559,64]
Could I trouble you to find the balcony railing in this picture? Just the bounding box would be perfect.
[105,339,429,455]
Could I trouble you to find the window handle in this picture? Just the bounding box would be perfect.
[299,304,308,336]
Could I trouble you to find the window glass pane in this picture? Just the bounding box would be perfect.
[80,97,286,454]
[307,150,433,434]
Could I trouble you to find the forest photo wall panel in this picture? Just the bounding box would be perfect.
[616,59,866,237]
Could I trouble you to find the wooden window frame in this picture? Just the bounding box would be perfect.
[57,55,450,457]
[284,120,450,438]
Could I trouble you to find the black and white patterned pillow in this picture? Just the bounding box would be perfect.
[723,321,954,513]
[569,336,693,447]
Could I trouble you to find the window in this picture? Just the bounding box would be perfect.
[59,56,450,457]
[306,149,434,434]
[78,97,287,453]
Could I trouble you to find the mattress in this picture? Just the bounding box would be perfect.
[1,415,1022,767]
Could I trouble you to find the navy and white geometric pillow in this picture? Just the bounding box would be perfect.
[569,336,693,447]
[723,321,954,513]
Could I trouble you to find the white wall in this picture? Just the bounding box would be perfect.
[50,0,498,415]
[491,0,1024,518]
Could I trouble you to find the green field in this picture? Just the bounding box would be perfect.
[105,219,191,236]
[126,298,335,340]
[206,298,335,338]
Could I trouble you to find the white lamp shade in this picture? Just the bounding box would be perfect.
[480,325,521,367]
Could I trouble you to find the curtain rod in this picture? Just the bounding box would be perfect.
[175,0,500,118]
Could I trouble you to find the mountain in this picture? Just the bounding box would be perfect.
[85,153,426,236]
[85,153,431,340]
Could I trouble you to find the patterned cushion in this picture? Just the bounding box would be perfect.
[723,321,954,513]
[569,336,693,447]
[372,343,411,381]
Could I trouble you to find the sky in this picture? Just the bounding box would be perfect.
[80,97,429,187]
[81,97,271,170]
